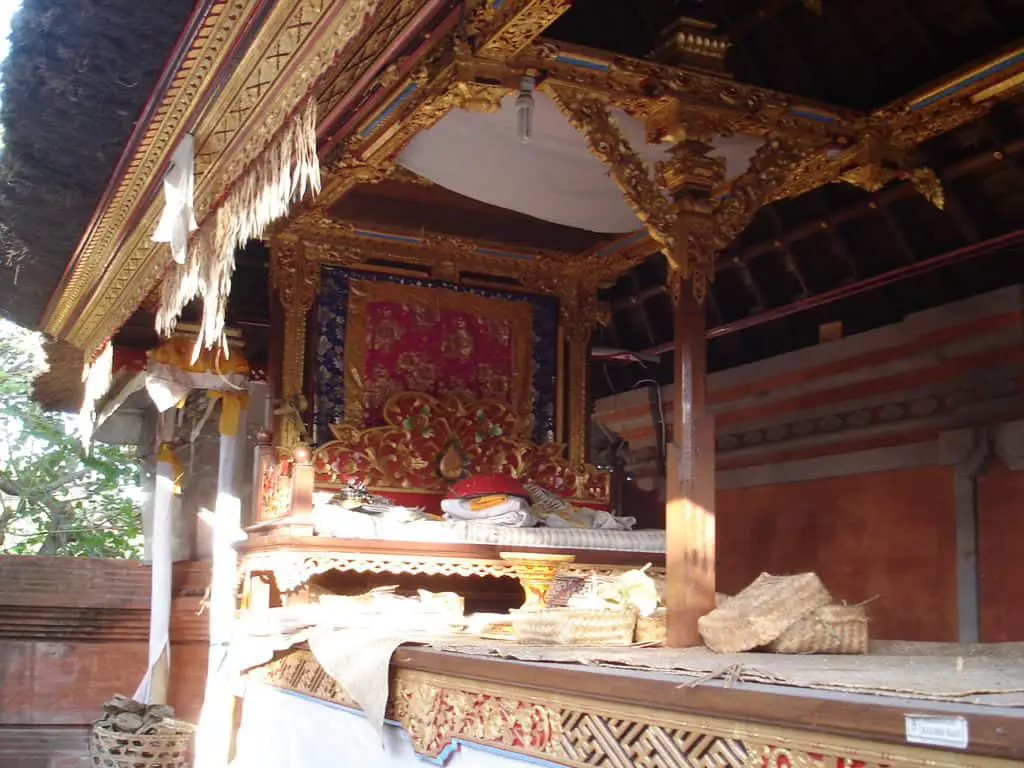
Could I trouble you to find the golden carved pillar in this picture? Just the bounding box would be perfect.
[268,238,320,448]
[559,280,602,469]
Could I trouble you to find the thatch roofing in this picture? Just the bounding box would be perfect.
[0,0,195,330]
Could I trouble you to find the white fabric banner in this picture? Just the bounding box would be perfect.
[232,683,531,768]
[134,461,176,704]
[194,429,246,768]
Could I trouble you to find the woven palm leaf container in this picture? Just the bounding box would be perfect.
[768,603,869,654]
[512,607,638,645]
[697,572,832,654]
[634,608,666,645]
[90,719,195,768]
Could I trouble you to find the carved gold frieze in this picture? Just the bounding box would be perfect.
[251,649,997,768]
[468,0,574,60]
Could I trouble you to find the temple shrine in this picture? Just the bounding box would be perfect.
[2,0,1024,766]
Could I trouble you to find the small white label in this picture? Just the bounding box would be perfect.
[905,715,969,750]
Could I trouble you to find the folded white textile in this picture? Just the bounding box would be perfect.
[440,497,536,527]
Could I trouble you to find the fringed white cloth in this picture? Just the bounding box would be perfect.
[152,134,198,265]
[156,99,321,354]
[78,341,113,449]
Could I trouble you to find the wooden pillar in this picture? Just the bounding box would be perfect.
[560,280,598,468]
[268,238,320,448]
[665,277,716,647]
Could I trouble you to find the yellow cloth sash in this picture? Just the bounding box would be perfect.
[208,390,250,436]
[156,443,183,495]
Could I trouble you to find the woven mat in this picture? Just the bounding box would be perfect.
[426,640,1024,708]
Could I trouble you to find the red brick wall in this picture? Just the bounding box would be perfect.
[0,556,209,768]
[717,466,959,641]
[978,461,1024,642]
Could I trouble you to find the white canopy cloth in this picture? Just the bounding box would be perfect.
[398,91,762,234]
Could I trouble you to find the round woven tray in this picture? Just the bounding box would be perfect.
[89,721,195,768]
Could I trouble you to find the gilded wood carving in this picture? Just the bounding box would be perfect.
[251,650,996,768]
[314,391,609,502]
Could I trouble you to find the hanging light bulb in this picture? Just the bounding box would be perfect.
[516,74,536,144]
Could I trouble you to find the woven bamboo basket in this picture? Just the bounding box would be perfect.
[90,720,195,768]
[634,608,666,645]
[512,607,638,645]
[768,603,869,654]
[697,572,832,654]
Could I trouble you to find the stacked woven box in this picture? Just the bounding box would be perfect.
[698,572,869,655]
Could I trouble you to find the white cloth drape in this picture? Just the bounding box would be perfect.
[135,460,176,704]
[152,134,198,265]
[398,92,762,234]
[232,684,528,768]
[194,424,246,768]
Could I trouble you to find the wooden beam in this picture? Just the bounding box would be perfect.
[665,280,716,648]
[719,135,1024,272]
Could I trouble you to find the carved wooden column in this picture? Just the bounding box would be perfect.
[665,274,716,647]
[662,146,721,648]
[560,280,601,468]
[268,238,320,448]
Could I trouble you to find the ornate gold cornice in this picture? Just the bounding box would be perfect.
[52,0,411,352]
[44,0,252,339]
[46,0,1023,351]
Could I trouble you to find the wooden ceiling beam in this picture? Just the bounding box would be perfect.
[628,270,659,348]
[806,189,862,280]
[718,136,1024,272]
[877,202,919,265]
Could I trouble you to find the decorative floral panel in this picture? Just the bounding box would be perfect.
[316,267,559,444]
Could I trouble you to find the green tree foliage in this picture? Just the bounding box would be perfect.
[0,320,142,557]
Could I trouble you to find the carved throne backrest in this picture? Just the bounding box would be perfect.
[308,392,609,504]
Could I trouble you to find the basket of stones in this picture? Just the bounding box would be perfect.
[90,695,195,768]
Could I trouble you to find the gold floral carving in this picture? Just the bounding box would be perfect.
[469,0,573,59]
[313,391,610,503]
[545,84,676,251]
[269,238,322,447]
[393,669,565,759]
[343,280,533,426]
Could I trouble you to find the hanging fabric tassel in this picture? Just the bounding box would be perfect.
[152,134,198,265]
[78,340,114,450]
[156,98,322,354]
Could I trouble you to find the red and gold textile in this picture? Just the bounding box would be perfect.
[343,280,533,427]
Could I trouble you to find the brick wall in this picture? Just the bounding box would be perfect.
[0,556,209,768]
[595,286,1024,641]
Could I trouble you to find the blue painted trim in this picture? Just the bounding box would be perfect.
[476,247,536,261]
[911,52,1023,111]
[788,106,837,123]
[359,81,419,138]
[353,228,423,245]
[595,230,647,257]
[426,740,566,767]
[554,54,610,72]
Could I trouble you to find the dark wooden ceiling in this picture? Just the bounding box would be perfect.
[545,0,1024,397]
[333,180,612,252]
